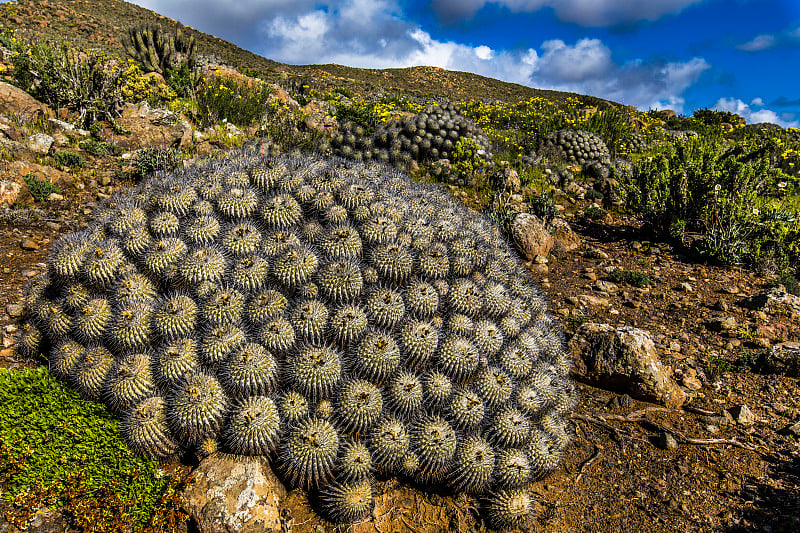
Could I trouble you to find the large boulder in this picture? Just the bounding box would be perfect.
[739,287,800,318]
[569,323,687,408]
[180,454,287,533]
[509,212,553,261]
[756,341,800,377]
[116,101,193,150]
[550,218,582,255]
[0,81,52,122]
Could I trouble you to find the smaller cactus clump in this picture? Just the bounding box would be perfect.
[542,129,611,165]
[330,103,492,174]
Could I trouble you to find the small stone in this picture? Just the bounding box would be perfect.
[45,222,61,231]
[679,282,693,292]
[6,304,24,318]
[787,420,800,437]
[579,294,610,307]
[583,272,597,281]
[20,238,39,251]
[706,317,737,332]
[99,174,112,186]
[632,241,642,250]
[723,286,740,295]
[47,192,64,201]
[714,299,729,312]
[595,280,618,293]
[682,376,702,390]
[659,432,678,450]
[533,254,548,264]
[729,404,755,427]
[668,341,681,353]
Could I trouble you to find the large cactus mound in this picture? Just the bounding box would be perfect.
[17,147,574,529]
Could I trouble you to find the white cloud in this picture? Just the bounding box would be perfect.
[474,45,494,60]
[750,97,764,107]
[431,0,705,26]
[737,34,777,51]
[714,98,799,128]
[527,39,710,113]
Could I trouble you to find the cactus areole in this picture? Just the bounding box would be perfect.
[19,146,575,528]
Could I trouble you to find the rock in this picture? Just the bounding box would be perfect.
[47,118,90,137]
[756,341,800,377]
[116,101,193,149]
[25,133,55,154]
[6,303,24,317]
[739,287,800,316]
[509,213,553,261]
[728,404,755,426]
[585,247,610,260]
[20,238,39,251]
[0,81,52,122]
[266,84,300,110]
[550,218,581,255]
[47,192,63,201]
[595,280,619,293]
[659,432,678,451]
[679,282,693,292]
[681,375,702,391]
[569,323,687,408]
[494,165,521,192]
[0,179,28,208]
[705,316,737,332]
[303,111,338,136]
[578,294,609,307]
[787,420,800,437]
[180,453,286,533]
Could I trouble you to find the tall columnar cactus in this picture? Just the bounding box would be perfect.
[18,146,575,530]
[122,22,196,75]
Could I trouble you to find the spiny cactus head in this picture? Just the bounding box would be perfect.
[318,479,374,523]
[281,417,340,490]
[225,396,282,455]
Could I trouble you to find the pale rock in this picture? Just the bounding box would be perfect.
[509,213,553,261]
[569,322,687,408]
[180,453,287,533]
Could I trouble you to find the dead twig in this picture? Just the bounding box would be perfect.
[575,444,602,483]
[571,411,761,453]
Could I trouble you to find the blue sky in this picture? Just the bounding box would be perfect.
[118,1,800,126]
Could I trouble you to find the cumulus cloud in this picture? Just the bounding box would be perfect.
[714,98,799,128]
[430,0,705,26]
[750,97,764,107]
[525,38,710,113]
[737,34,777,51]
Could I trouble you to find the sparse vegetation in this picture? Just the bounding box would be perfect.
[609,268,652,288]
[21,173,60,202]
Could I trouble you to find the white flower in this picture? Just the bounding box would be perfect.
[778,181,787,188]
[714,184,722,191]
[752,208,760,215]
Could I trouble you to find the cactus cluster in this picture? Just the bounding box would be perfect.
[18,147,574,530]
[622,131,649,153]
[542,129,610,165]
[122,22,196,75]
[330,103,492,170]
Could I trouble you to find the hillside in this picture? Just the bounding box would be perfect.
[0,0,613,105]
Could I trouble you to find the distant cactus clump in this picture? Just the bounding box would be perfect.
[18,146,574,529]
[122,22,196,75]
[542,129,611,165]
[331,102,493,173]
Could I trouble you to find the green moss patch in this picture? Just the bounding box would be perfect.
[0,367,187,532]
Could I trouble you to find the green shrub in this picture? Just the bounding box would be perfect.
[79,138,113,156]
[21,173,60,202]
[585,188,604,201]
[334,102,381,134]
[0,367,186,532]
[131,147,182,180]
[11,39,124,128]
[53,150,86,169]
[527,193,558,223]
[583,204,607,221]
[194,75,275,129]
[609,268,651,288]
[619,134,795,266]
